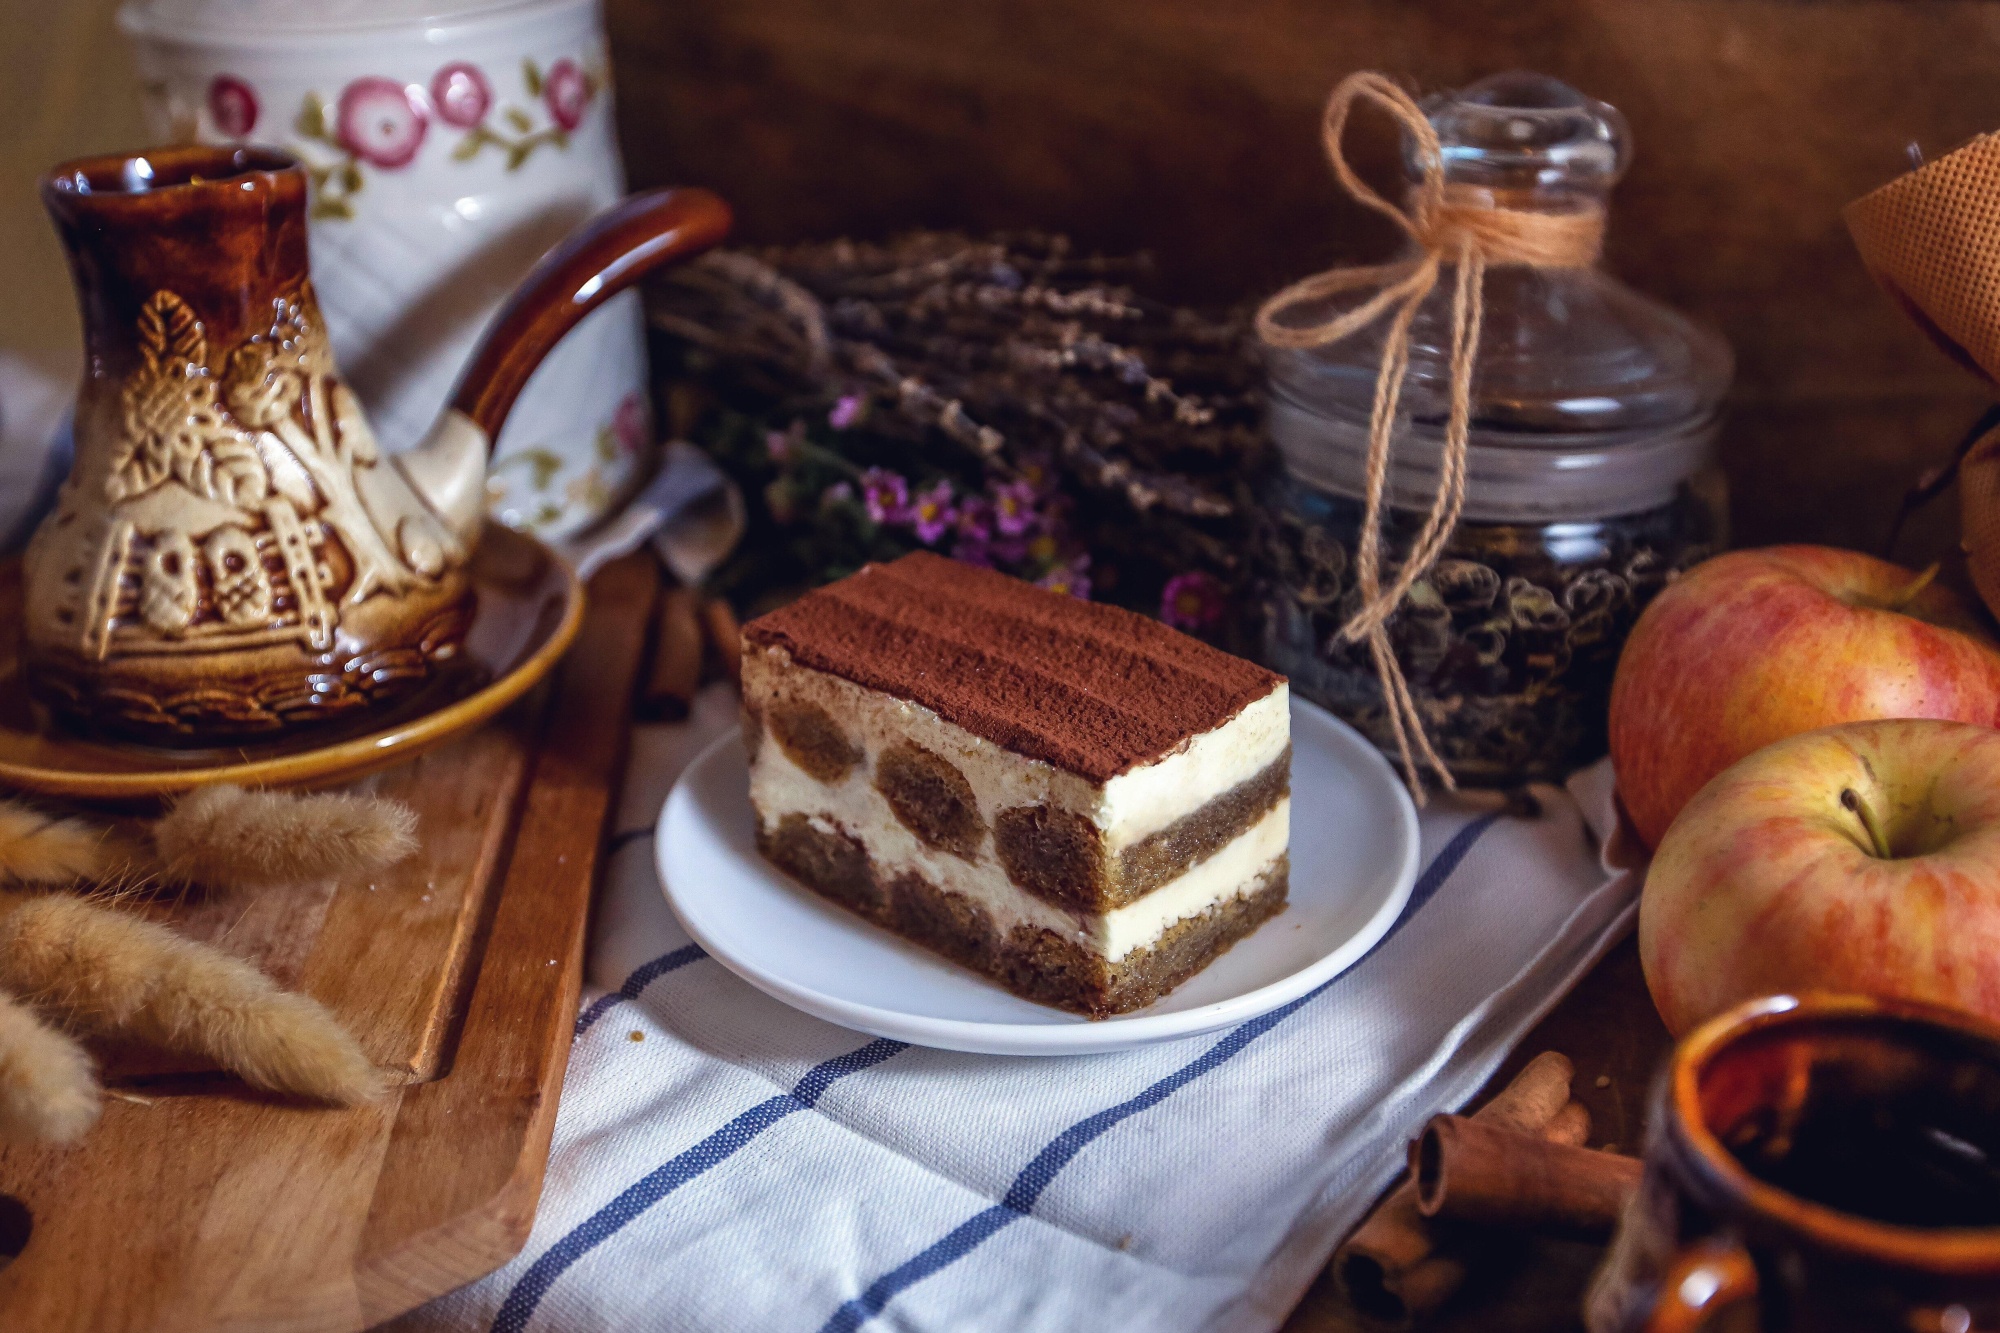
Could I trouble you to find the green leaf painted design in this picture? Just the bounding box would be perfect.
[505,106,533,133]
[297,94,326,139]
[494,447,565,490]
[522,59,543,96]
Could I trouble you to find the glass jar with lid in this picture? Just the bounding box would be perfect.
[1256,71,1733,785]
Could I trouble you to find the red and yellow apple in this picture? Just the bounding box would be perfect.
[1641,719,2000,1035]
[1610,545,2000,849]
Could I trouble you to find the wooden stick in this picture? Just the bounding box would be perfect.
[639,584,704,720]
[1415,1114,1643,1240]
[701,597,742,685]
[1333,1053,1582,1325]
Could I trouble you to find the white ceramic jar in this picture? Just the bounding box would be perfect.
[120,0,651,540]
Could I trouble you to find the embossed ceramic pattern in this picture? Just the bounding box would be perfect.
[120,0,647,540]
[0,526,582,798]
[34,148,472,741]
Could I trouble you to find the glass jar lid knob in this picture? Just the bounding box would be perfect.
[1416,71,1629,202]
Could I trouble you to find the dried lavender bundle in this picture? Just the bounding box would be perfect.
[644,231,1269,643]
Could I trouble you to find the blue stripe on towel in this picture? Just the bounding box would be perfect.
[816,810,1505,1333]
[574,943,709,1038]
[491,1037,908,1333]
[1355,809,1501,963]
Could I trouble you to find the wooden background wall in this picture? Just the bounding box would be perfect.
[4,0,1996,563]
[603,0,2000,564]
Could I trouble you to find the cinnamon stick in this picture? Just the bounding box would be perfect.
[1415,1114,1642,1240]
[1333,1052,1584,1325]
[639,585,705,720]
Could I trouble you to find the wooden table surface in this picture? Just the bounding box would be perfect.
[1282,931,1674,1333]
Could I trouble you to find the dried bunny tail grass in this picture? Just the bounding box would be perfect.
[0,987,99,1143]
[0,800,150,888]
[154,785,419,890]
[0,892,385,1106]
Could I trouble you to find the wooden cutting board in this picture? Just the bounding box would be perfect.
[0,552,660,1332]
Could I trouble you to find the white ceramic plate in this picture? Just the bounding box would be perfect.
[657,697,1420,1055]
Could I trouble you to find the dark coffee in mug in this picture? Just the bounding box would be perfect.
[1706,1017,2000,1230]
[1589,995,2000,1333]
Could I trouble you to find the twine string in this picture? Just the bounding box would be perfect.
[1255,72,1606,799]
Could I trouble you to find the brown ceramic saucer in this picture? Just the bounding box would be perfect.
[0,525,582,800]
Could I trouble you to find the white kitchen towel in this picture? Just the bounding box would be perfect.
[391,684,1639,1333]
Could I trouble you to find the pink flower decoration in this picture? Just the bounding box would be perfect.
[611,393,649,455]
[860,468,910,525]
[1160,571,1226,631]
[208,76,258,138]
[908,480,957,545]
[991,479,1039,537]
[1037,556,1092,600]
[337,77,428,169]
[828,394,865,431]
[431,62,492,129]
[543,57,591,132]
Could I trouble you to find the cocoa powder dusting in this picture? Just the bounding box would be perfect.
[742,553,1284,781]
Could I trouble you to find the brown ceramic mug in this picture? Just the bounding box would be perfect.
[1587,993,2000,1333]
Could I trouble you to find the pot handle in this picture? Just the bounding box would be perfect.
[449,186,733,442]
[1633,1240,1758,1333]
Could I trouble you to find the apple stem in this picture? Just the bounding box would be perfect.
[1887,562,1942,611]
[1841,787,1894,859]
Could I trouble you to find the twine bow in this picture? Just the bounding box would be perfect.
[1256,72,1606,799]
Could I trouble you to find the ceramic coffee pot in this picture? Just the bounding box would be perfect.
[26,144,728,744]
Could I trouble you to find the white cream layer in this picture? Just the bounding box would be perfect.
[744,643,1290,960]
[743,644,1289,852]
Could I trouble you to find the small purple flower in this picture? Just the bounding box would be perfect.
[908,480,957,545]
[829,394,865,431]
[208,75,259,138]
[337,76,428,169]
[953,495,993,545]
[543,57,591,131]
[1016,452,1056,493]
[952,540,994,568]
[820,481,854,513]
[765,430,793,463]
[860,468,910,524]
[991,479,1039,537]
[1037,556,1092,600]
[431,61,492,129]
[1160,571,1227,631]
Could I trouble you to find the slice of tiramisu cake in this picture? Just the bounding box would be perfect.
[740,552,1290,1017]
